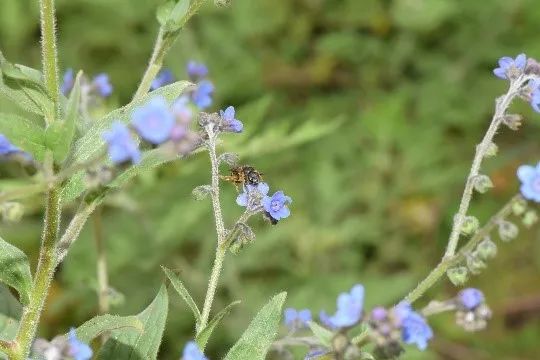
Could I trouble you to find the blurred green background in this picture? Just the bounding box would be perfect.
[1,0,540,359]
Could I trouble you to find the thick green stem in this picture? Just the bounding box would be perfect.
[13,186,61,359]
[39,0,59,120]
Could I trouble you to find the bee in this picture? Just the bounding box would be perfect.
[221,165,263,189]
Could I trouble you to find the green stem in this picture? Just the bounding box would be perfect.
[94,207,110,316]
[13,186,61,360]
[39,0,60,121]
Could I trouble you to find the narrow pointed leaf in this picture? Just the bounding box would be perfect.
[0,236,32,305]
[162,266,201,325]
[196,300,240,350]
[98,285,168,360]
[74,314,144,343]
[224,292,286,360]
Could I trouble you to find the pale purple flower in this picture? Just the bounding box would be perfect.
[131,97,175,144]
[192,80,214,109]
[529,79,540,113]
[172,96,193,125]
[394,302,433,351]
[150,69,175,90]
[67,328,92,360]
[92,73,113,97]
[0,134,20,156]
[220,106,243,133]
[458,288,485,310]
[236,182,269,210]
[182,341,207,360]
[187,61,209,81]
[103,122,141,165]
[517,162,540,202]
[284,308,312,329]
[320,284,364,329]
[493,54,527,79]
[262,191,292,221]
[61,68,75,95]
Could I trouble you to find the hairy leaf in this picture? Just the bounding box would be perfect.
[162,266,201,325]
[0,112,46,161]
[0,235,32,305]
[0,285,22,340]
[74,314,143,343]
[196,300,240,350]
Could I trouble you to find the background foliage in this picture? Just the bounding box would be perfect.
[1,0,540,359]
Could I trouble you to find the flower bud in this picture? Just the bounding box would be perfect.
[447,266,469,286]
[459,216,480,236]
[522,210,538,228]
[484,142,498,157]
[498,220,518,242]
[192,185,212,200]
[1,202,24,222]
[476,237,497,260]
[466,253,486,275]
[502,114,523,131]
[332,333,350,355]
[511,197,528,216]
[473,175,493,194]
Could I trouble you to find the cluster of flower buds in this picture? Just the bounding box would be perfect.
[454,288,492,332]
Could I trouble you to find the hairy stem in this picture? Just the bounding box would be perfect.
[444,76,527,258]
[199,129,227,332]
[13,186,61,359]
[39,0,59,121]
[93,207,110,316]
[404,194,521,304]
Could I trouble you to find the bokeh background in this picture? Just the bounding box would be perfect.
[1,0,540,359]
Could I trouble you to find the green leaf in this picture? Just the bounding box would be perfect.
[98,285,168,360]
[62,80,192,202]
[0,285,22,340]
[0,235,32,305]
[0,112,46,161]
[45,71,82,163]
[74,314,144,343]
[307,321,333,347]
[224,292,286,360]
[196,300,240,350]
[157,0,191,32]
[162,266,201,325]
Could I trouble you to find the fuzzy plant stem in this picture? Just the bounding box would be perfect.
[199,128,227,332]
[93,207,110,316]
[13,185,61,360]
[443,75,528,258]
[39,0,59,121]
[404,194,522,304]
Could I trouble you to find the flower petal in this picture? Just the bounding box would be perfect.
[517,165,536,182]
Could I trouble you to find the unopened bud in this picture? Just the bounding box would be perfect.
[476,237,497,260]
[1,202,24,222]
[502,114,523,131]
[466,253,486,275]
[332,333,350,354]
[522,210,538,228]
[485,142,498,157]
[473,175,493,194]
[460,215,480,236]
[447,266,469,286]
[498,220,519,242]
[511,197,528,216]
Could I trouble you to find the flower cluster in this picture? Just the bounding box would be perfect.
[284,308,312,331]
[186,61,214,109]
[455,288,492,332]
[32,328,92,360]
[236,182,292,223]
[61,68,113,97]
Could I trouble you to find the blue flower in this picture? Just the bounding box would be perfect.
[0,134,21,156]
[304,349,329,359]
[192,80,214,109]
[103,122,141,165]
[220,106,243,133]
[92,73,113,97]
[187,61,209,81]
[182,341,207,360]
[67,328,92,360]
[529,79,540,113]
[458,288,484,310]
[493,54,527,80]
[236,182,269,210]
[284,308,312,330]
[61,68,74,95]
[131,97,175,144]
[517,162,540,202]
[150,69,175,90]
[320,284,364,329]
[262,191,292,221]
[394,302,433,351]
[172,96,193,125]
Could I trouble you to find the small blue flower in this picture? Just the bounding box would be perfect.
[150,69,175,90]
[236,182,269,210]
[220,106,243,133]
[458,288,485,310]
[262,191,292,221]
[61,68,74,95]
[131,96,175,144]
[187,61,209,81]
[0,134,21,156]
[284,308,312,330]
[320,284,364,329]
[172,96,193,125]
[92,73,113,97]
[493,54,527,80]
[67,328,93,360]
[103,122,141,165]
[517,162,540,202]
[192,80,214,109]
[182,341,207,360]
[394,302,433,351]
[304,349,329,359]
[529,79,540,113]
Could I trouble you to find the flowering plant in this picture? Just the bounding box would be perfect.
[0,1,538,360]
